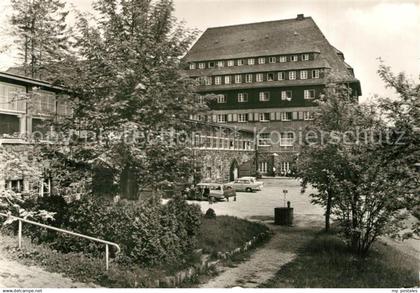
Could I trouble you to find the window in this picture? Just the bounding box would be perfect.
[291,55,298,62]
[289,71,296,80]
[259,92,270,102]
[204,76,212,85]
[234,74,242,84]
[217,94,226,103]
[5,179,24,193]
[227,60,234,67]
[312,69,320,78]
[217,114,227,123]
[198,62,205,69]
[280,132,294,146]
[280,112,292,121]
[259,113,270,122]
[281,91,292,101]
[256,73,264,82]
[300,70,308,79]
[238,93,248,102]
[0,82,25,112]
[208,61,215,68]
[189,63,196,70]
[269,56,276,63]
[258,161,268,173]
[279,162,291,174]
[245,74,253,83]
[237,59,244,66]
[258,57,266,64]
[258,133,270,146]
[224,75,231,84]
[302,54,310,61]
[304,89,316,99]
[303,111,314,120]
[215,76,222,85]
[217,61,224,68]
[197,95,205,104]
[278,72,285,80]
[267,73,274,81]
[238,113,248,122]
[279,56,287,62]
[248,58,255,65]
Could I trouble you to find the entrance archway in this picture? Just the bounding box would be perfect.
[229,159,239,181]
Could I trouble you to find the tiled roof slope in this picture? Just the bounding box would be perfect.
[184,16,357,81]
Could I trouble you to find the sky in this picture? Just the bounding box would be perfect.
[0,0,419,102]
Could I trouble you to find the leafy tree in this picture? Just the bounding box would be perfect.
[10,0,70,78]
[296,65,419,255]
[45,0,207,198]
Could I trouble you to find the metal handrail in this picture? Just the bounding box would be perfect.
[0,212,121,270]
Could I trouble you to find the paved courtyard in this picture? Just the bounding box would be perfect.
[188,178,324,219]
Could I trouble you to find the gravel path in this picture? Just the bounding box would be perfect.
[200,214,323,288]
[0,254,94,288]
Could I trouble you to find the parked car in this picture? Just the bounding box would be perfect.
[225,177,263,192]
[193,182,236,201]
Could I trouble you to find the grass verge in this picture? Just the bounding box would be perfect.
[198,215,270,257]
[261,232,419,288]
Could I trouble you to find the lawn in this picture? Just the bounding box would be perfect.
[198,215,270,256]
[261,232,419,288]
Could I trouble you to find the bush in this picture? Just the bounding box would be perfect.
[204,208,216,219]
[17,194,203,268]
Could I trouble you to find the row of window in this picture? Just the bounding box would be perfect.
[258,161,291,174]
[212,89,316,104]
[196,69,320,86]
[192,135,254,151]
[189,53,313,70]
[190,111,315,123]
[0,82,72,116]
[258,132,295,147]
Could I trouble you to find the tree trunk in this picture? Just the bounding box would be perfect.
[325,191,332,231]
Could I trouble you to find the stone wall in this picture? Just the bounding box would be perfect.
[0,143,43,194]
[195,149,255,182]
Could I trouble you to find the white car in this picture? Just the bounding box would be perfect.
[225,177,263,192]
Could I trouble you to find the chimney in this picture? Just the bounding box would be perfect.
[296,14,304,20]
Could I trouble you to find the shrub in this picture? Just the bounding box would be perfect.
[204,208,216,219]
[18,194,203,268]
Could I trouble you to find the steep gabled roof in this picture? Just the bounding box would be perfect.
[184,15,357,81]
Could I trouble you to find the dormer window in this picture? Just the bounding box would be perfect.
[248,58,255,65]
[256,73,264,82]
[227,60,234,67]
[217,94,227,103]
[302,54,310,61]
[204,76,212,85]
[258,57,266,64]
[224,75,231,84]
[189,63,196,70]
[235,74,242,83]
[300,70,308,79]
[291,55,298,62]
[198,62,205,69]
[208,61,215,68]
[217,61,224,67]
[215,76,222,85]
[267,73,274,81]
[289,71,296,80]
[237,59,244,66]
[269,57,276,63]
[279,56,287,62]
[312,69,320,78]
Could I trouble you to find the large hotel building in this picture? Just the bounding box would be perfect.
[184,14,361,175]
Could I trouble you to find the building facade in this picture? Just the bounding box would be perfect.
[183,14,361,175]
